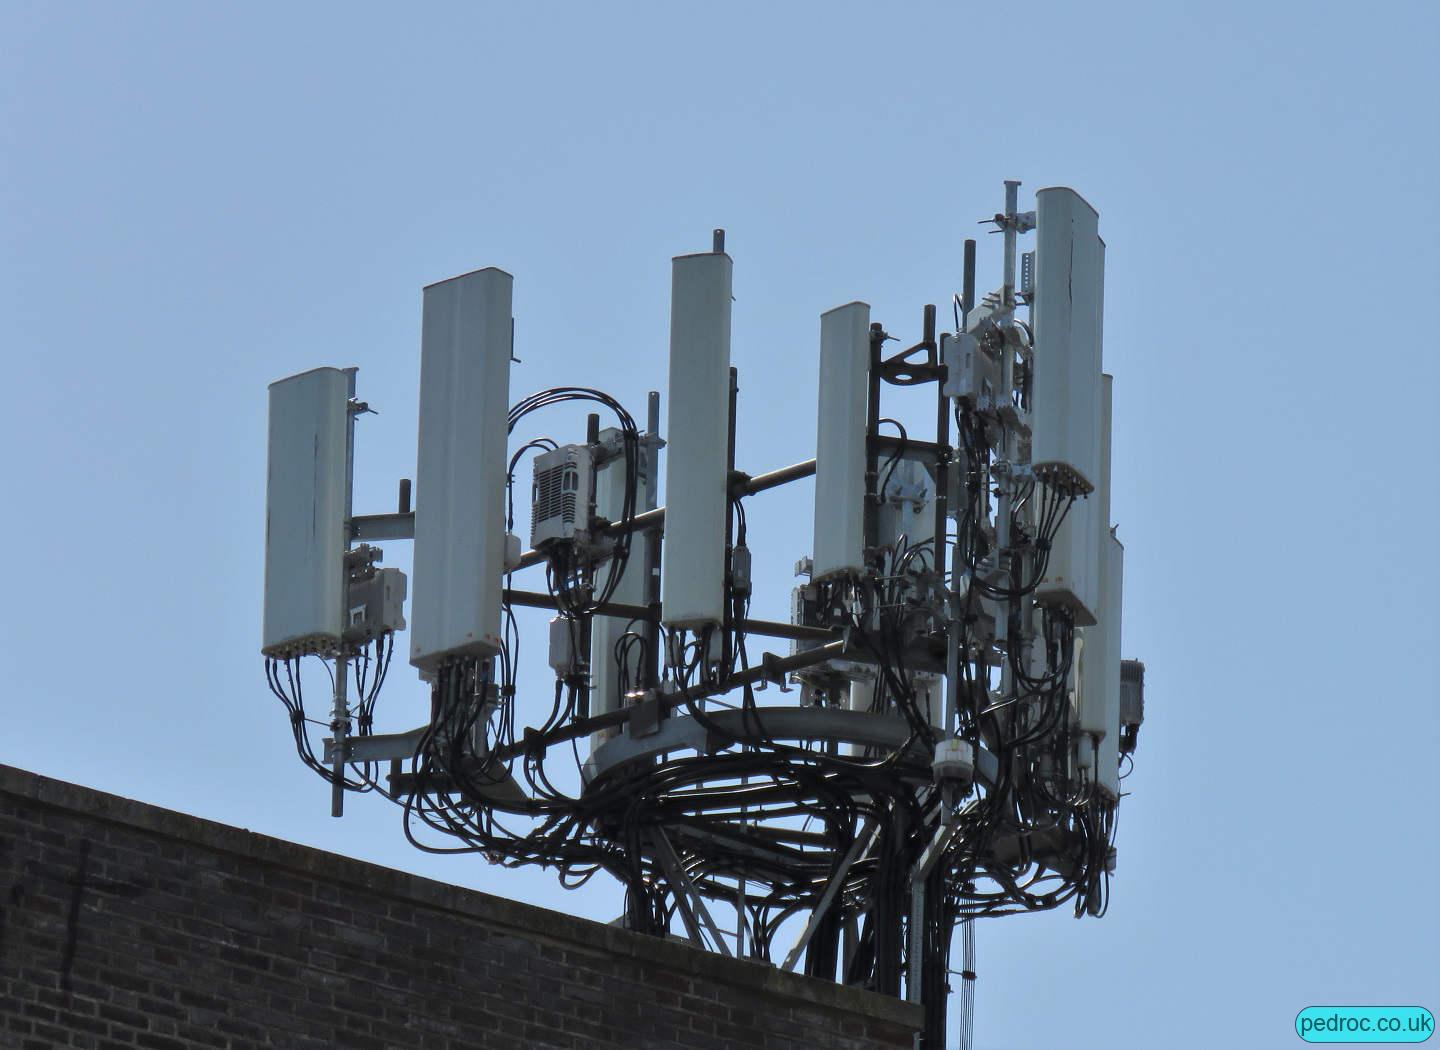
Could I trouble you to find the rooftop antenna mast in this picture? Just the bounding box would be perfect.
[260,181,1147,1047]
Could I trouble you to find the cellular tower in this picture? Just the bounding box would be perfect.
[262,180,1147,1046]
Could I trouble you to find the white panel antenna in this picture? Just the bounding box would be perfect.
[1035,483,1099,626]
[262,366,354,656]
[1033,189,1106,623]
[812,302,870,580]
[1096,532,1124,800]
[1030,186,1103,493]
[410,268,514,671]
[1074,376,1119,784]
[661,249,732,629]
[591,429,650,721]
[1094,374,1122,796]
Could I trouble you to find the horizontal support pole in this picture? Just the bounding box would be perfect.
[503,589,652,621]
[732,458,818,497]
[324,725,426,764]
[347,457,819,568]
[741,619,835,643]
[502,589,836,643]
[350,512,414,541]
[513,458,818,572]
[871,434,948,460]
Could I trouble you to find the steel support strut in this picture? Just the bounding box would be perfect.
[651,827,733,956]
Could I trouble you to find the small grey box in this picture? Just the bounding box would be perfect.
[344,567,407,644]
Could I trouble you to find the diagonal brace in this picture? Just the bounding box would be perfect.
[650,827,733,958]
[781,818,878,972]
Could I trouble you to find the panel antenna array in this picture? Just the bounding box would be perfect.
[261,182,1147,1046]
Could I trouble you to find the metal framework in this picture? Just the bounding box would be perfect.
[261,181,1147,1048]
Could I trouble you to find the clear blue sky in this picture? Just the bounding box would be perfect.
[3,4,1436,1048]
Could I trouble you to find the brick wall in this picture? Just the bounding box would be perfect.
[0,765,920,1049]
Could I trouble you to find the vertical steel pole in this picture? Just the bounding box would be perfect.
[331,367,359,818]
[329,654,348,818]
[953,237,980,748]
[722,367,738,676]
[1002,180,1020,308]
[931,305,957,743]
[864,324,885,556]
[962,239,977,327]
[996,183,1021,707]
[577,413,601,719]
[644,391,662,688]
